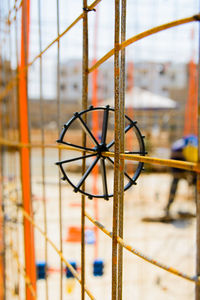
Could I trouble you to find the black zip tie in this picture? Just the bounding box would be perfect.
[83,7,96,12]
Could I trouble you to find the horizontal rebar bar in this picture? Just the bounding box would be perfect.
[0,138,199,172]
[89,14,200,73]
[103,151,200,173]
[0,14,199,102]
[85,211,200,285]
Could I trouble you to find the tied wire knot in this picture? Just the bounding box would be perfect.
[83,7,96,12]
[194,14,200,21]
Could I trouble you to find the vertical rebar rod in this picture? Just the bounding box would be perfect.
[118,0,126,299]
[0,2,6,299]
[15,191,21,300]
[8,0,19,296]
[8,0,13,142]
[0,4,7,298]
[0,7,5,296]
[15,7,21,299]
[56,0,63,299]
[18,1,37,299]
[196,8,200,299]
[0,101,5,300]
[14,2,19,143]
[112,0,120,299]
[82,1,89,299]
[92,5,99,260]
[38,0,48,298]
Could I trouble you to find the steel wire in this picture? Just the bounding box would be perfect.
[118,1,126,298]
[89,14,200,73]
[5,191,96,300]
[0,0,102,102]
[56,0,63,298]
[10,244,37,299]
[38,0,48,298]
[85,211,200,285]
[1,3,200,299]
[0,138,198,172]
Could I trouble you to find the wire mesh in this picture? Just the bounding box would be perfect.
[0,0,200,299]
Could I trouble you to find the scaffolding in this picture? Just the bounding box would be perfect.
[0,0,200,299]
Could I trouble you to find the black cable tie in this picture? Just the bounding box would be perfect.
[83,7,96,12]
[194,14,200,21]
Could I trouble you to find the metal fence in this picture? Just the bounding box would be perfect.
[0,0,200,299]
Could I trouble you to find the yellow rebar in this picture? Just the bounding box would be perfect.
[85,211,200,285]
[10,245,37,299]
[7,0,22,25]
[103,151,200,172]
[6,191,95,300]
[0,137,199,172]
[0,137,86,153]
[89,14,200,73]
[5,0,21,23]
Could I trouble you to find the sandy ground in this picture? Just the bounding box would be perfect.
[26,148,196,300]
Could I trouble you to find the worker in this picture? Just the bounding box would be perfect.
[165,135,197,216]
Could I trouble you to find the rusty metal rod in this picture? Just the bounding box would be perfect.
[118,0,126,298]
[0,138,200,172]
[103,151,200,173]
[56,0,63,299]
[89,14,200,73]
[112,1,120,298]
[81,1,90,299]
[38,0,48,298]
[9,244,37,299]
[195,8,200,299]
[6,191,95,300]
[7,0,22,25]
[85,211,200,285]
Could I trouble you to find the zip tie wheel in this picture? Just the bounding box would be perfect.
[56,106,146,200]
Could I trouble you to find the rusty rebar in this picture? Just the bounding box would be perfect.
[81,1,89,299]
[56,0,63,298]
[195,11,200,300]
[38,0,48,298]
[112,1,120,299]
[118,1,126,299]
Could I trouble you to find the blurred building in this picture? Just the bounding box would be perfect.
[59,59,187,102]
[133,62,187,98]
[29,59,192,142]
[59,59,114,102]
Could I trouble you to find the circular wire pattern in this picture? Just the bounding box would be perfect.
[56,106,146,200]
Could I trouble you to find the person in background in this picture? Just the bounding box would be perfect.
[165,135,197,216]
